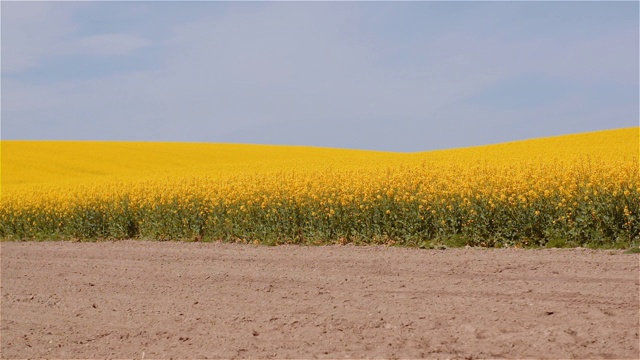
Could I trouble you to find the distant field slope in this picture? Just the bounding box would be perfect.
[1,127,638,247]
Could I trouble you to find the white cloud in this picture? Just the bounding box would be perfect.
[1,2,153,75]
[68,33,152,56]
[2,2,637,150]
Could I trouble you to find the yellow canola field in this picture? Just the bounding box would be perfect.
[1,127,638,246]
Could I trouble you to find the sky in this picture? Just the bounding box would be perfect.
[2,1,638,152]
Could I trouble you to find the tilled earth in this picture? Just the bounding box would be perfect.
[1,241,638,359]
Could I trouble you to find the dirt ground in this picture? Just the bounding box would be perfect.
[1,241,638,359]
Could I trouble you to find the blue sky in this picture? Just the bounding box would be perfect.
[2,1,638,152]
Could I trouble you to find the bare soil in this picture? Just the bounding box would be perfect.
[1,241,638,359]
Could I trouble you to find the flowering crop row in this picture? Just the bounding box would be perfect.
[1,128,638,247]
